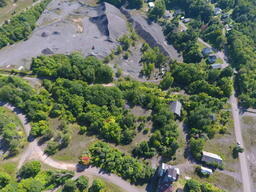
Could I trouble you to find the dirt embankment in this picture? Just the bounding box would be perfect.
[120,7,182,62]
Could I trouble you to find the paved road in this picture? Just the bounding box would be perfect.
[1,103,144,192]
[230,94,252,192]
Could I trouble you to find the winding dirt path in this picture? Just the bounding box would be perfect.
[1,103,144,192]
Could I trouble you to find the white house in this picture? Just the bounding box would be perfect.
[211,63,223,69]
[200,166,213,175]
[148,2,155,8]
[202,151,223,165]
[158,163,180,182]
[171,101,182,117]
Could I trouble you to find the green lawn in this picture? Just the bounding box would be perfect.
[53,128,98,163]
[216,57,224,64]
[0,161,18,177]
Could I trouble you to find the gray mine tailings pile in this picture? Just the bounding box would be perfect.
[0,0,128,68]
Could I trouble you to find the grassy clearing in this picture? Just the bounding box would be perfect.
[0,160,18,177]
[241,115,256,188]
[115,106,152,154]
[203,120,239,172]
[0,0,34,24]
[0,106,24,129]
[241,115,256,148]
[53,106,154,162]
[175,165,242,192]
[197,40,207,51]
[216,57,224,64]
[92,176,126,192]
[53,130,97,163]
[168,122,187,165]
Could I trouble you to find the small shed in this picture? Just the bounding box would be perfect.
[211,63,222,69]
[171,101,182,117]
[214,8,222,15]
[164,11,172,19]
[200,166,213,175]
[207,55,217,64]
[202,151,223,165]
[202,47,213,57]
[148,2,155,8]
[183,18,191,23]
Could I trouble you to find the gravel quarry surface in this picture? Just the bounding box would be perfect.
[0,0,128,69]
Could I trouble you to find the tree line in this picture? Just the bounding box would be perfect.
[0,0,51,49]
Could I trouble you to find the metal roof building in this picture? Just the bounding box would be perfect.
[202,151,223,165]
[171,101,182,117]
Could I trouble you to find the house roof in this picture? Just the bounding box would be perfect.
[211,63,222,69]
[201,166,213,174]
[214,7,222,15]
[148,2,155,8]
[183,18,191,23]
[167,168,178,179]
[202,47,213,55]
[202,151,222,161]
[171,101,182,116]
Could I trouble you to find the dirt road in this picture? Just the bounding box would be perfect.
[230,94,252,192]
[1,103,144,192]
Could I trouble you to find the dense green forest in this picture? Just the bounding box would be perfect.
[86,141,154,184]
[0,0,50,49]
[228,0,256,108]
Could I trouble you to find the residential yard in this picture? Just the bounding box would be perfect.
[0,0,35,24]
[174,168,242,192]
[241,113,256,189]
[203,128,239,173]
[169,110,241,191]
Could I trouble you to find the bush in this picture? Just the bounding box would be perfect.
[18,161,41,179]
[88,179,106,192]
[62,179,77,192]
[0,172,11,189]
[45,141,59,155]
[76,176,89,192]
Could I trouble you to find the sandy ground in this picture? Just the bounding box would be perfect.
[0,0,128,69]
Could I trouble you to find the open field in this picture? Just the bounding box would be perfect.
[241,113,256,189]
